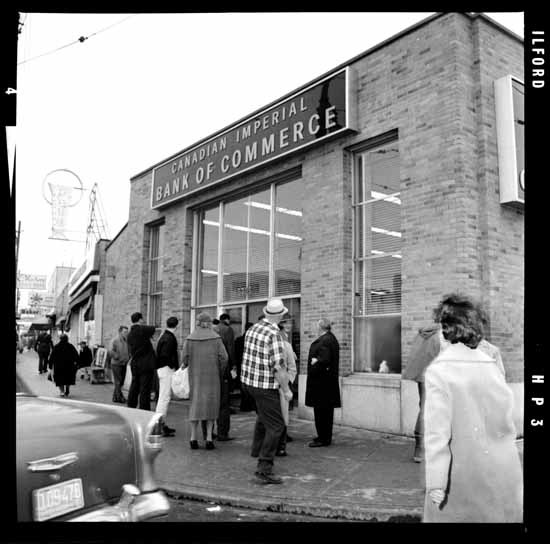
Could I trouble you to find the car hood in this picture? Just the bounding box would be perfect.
[16,396,141,521]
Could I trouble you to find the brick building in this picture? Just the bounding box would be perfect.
[102,13,524,435]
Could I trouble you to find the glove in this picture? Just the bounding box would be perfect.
[428,489,446,506]
[283,389,293,402]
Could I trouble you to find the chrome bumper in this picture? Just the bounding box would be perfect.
[69,485,170,522]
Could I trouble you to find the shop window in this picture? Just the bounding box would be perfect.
[147,223,164,328]
[194,177,302,315]
[353,141,402,373]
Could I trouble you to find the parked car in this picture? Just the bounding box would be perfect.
[16,372,170,521]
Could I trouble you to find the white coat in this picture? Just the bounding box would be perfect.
[423,342,523,523]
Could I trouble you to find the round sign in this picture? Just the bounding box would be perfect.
[42,169,84,207]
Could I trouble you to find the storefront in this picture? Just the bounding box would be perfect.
[102,12,524,435]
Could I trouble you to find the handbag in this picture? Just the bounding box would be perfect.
[171,366,190,399]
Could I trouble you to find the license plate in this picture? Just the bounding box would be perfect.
[32,478,84,521]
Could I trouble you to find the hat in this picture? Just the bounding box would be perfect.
[263,298,288,317]
[196,312,212,324]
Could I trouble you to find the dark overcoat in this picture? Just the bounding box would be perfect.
[127,324,157,372]
[49,341,79,386]
[305,331,341,408]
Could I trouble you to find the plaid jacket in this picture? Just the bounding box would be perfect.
[241,319,285,389]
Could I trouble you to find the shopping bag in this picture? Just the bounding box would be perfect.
[171,366,190,399]
[122,360,132,393]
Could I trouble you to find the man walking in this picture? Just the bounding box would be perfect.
[109,325,130,403]
[155,316,179,437]
[216,313,236,441]
[241,298,293,485]
[305,318,341,448]
[35,331,53,374]
[127,312,157,411]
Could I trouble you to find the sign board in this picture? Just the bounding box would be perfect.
[18,274,47,291]
[494,75,524,207]
[151,67,357,209]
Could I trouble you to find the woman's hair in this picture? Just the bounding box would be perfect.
[196,312,212,328]
[434,293,485,348]
[59,334,68,343]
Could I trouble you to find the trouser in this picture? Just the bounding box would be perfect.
[313,404,334,444]
[58,385,70,395]
[155,366,174,420]
[239,381,257,411]
[111,363,127,401]
[217,376,231,438]
[38,353,49,373]
[413,382,425,447]
[277,426,287,452]
[127,364,155,411]
[246,385,285,474]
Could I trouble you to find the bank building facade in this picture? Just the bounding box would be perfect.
[101,12,524,435]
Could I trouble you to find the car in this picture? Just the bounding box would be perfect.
[16,372,170,521]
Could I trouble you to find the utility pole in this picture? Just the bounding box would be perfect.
[15,221,21,316]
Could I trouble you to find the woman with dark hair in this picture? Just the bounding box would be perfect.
[48,334,79,397]
[423,296,522,523]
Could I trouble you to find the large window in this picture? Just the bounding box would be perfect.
[195,177,302,312]
[147,223,164,328]
[353,140,401,373]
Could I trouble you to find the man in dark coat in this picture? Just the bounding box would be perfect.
[48,334,79,397]
[305,318,341,447]
[215,313,236,440]
[35,331,53,374]
[155,316,179,437]
[127,312,157,411]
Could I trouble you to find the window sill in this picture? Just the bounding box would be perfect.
[342,372,401,388]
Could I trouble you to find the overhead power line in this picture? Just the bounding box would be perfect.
[18,14,136,66]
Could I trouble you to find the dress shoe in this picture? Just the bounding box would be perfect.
[250,452,259,458]
[285,435,293,442]
[254,472,282,485]
[162,427,175,437]
[216,436,234,441]
[190,440,199,450]
[205,441,215,450]
[308,440,330,447]
[164,425,176,433]
[275,449,287,457]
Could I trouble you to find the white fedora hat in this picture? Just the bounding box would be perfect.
[263,298,288,317]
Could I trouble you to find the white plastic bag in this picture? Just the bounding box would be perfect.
[171,366,190,399]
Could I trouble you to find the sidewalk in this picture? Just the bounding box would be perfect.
[156,400,426,522]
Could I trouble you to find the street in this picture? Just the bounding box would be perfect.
[161,496,340,522]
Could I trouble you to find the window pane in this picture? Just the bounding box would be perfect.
[275,180,303,297]
[354,316,401,373]
[199,207,219,305]
[248,190,270,299]
[223,197,248,301]
[150,294,162,328]
[365,256,401,315]
[365,146,400,196]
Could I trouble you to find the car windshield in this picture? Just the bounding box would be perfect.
[16,372,34,396]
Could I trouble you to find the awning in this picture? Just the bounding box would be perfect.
[62,309,72,332]
[69,285,95,311]
[29,316,54,332]
[84,295,94,321]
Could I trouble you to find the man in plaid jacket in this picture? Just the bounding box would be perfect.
[241,298,293,485]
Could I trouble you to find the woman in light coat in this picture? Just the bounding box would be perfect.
[423,297,522,523]
[181,312,228,450]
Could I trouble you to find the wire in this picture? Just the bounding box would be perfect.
[17,14,136,66]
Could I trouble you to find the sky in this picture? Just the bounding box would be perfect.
[12,11,524,299]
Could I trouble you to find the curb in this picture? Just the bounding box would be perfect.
[161,483,423,522]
